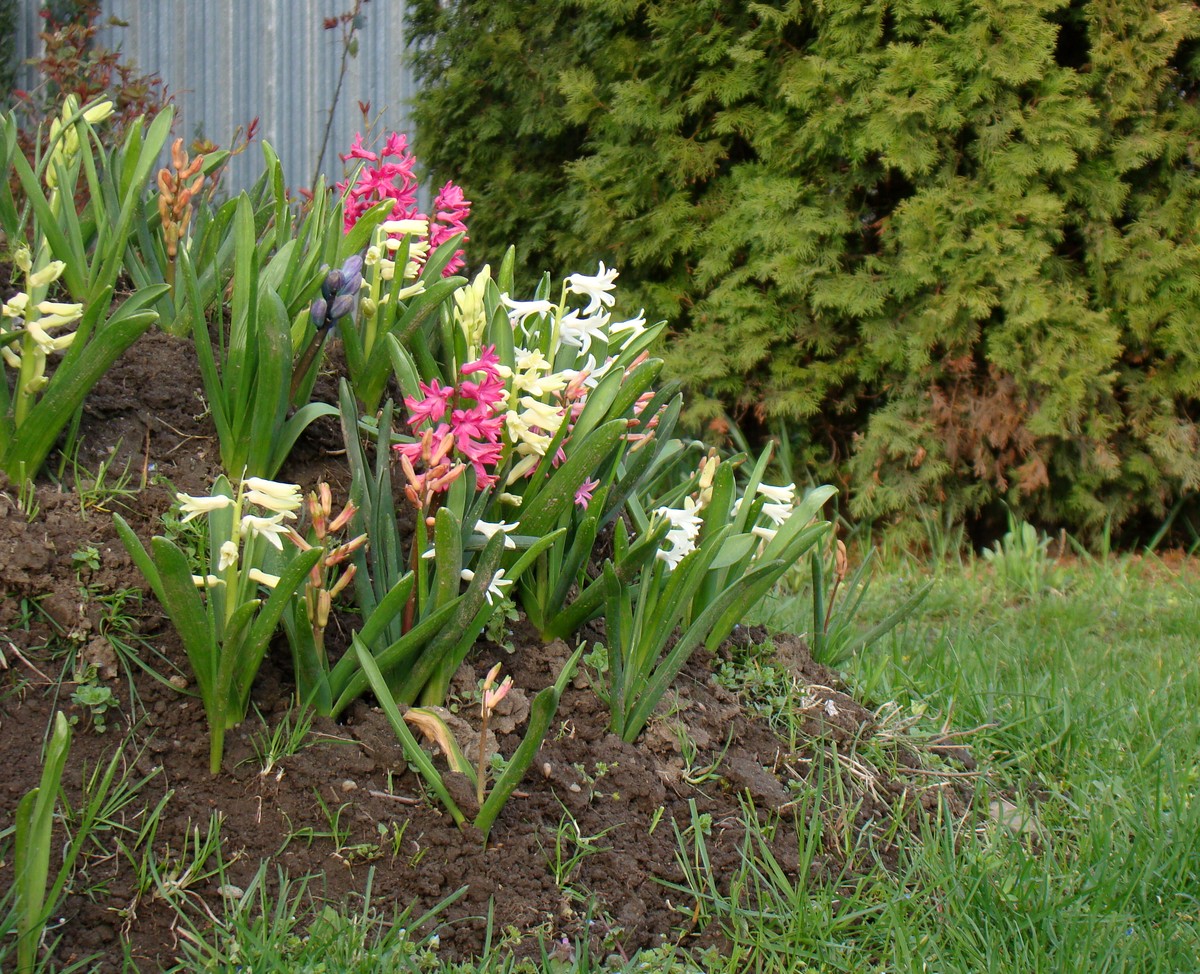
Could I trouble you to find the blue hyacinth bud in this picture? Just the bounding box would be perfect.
[309,296,328,330]
[340,254,364,292]
[321,269,344,301]
[327,292,355,321]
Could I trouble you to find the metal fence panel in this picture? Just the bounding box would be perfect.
[15,0,417,194]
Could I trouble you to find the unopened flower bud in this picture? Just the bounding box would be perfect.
[327,503,359,534]
[321,269,344,301]
[82,99,114,125]
[327,292,355,321]
[309,296,328,329]
[328,564,357,598]
[340,254,364,292]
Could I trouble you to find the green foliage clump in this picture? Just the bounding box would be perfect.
[406,0,1200,537]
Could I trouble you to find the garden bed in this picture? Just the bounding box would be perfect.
[1,333,977,971]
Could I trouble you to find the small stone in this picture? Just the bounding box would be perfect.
[568,782,582,793]
[341,779,358,792]
[169,675,188,690]
[218,884,244,901]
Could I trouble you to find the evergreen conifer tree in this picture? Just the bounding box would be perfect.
[407,0,1200,536]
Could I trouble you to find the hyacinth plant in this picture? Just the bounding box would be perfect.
[330,131,472,414]
[273,483,371,714]
[337,217,467,415]
[114,477,323,773]
[180,193,342,479]
[336,131,470,276]
[601,450,836,742]
[0,99,171,482]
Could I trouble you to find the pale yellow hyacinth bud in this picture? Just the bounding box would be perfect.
[28,261,67,289]
[82,100,114,125]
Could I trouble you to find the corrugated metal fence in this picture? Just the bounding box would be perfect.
[14,0,418,194]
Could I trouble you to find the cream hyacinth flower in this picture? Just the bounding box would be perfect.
[242,478,302,515]
[175,492,235,523]
[0,261,83,373]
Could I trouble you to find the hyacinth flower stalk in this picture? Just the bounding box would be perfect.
[156,137,205,292]
[290,252,364,401]
[2,250,83,426]
[336,131,471,276]
[476,662,513,806]
[273,483,367,713]
[5,97,172,306]
[0,101,172,482]
[114,476,323,773]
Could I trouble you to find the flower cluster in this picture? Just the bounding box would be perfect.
[309,254,365,334]
[1,253,83,395]
[652,473,801,571]
[502,263,647,362]
[285,484,366,650]
[653,501,705,570]
[337,132,470,276]
[176,477,304,588]
[734,481,799,544]
[46,95,113,191]
[396,347,507,490]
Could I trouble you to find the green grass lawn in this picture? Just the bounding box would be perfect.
[764,550,1200,973]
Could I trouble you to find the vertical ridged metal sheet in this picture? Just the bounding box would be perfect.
[15,1,418,195]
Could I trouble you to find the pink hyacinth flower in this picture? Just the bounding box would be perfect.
[575,477,600,510]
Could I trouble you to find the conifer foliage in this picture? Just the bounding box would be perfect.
[407,0,1200,534]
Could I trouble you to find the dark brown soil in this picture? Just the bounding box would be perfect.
[0,333,978,971]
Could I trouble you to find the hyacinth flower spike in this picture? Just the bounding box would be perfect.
[290,253,364,399]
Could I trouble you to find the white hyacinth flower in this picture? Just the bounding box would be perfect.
[760,502,794,526]
[607,309,647,348]
[28,261,67,289]
[755,482,796,506]
[653,501,704,571]
[2,292,29,318]
[25,320,77,355]
[502,296,556,327]
[218,540,240,572]
[460,568,513,606]
[242,478,302,515]
[472,519,519,549]
[176,492,234,523]
[381,218,430,238]
[565,262,619,316]
[751,525,778,543]
[248,568,280,589]
[557,308,611,357]
[240,513,290,550]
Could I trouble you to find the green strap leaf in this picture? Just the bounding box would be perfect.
[352,636,465,827]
